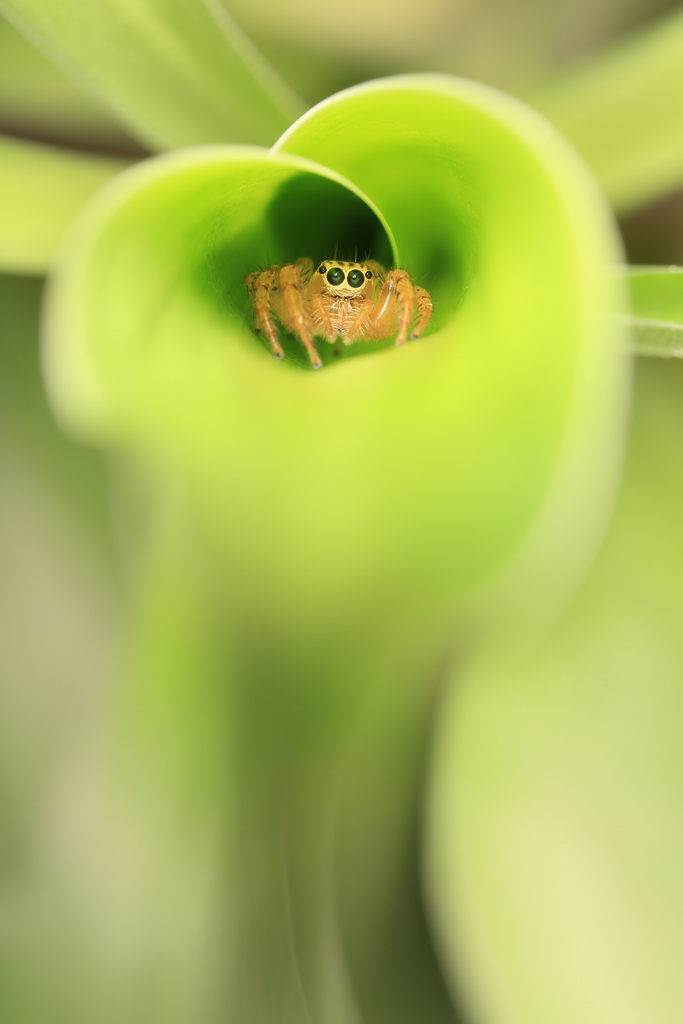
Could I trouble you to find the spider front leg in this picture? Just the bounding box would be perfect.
[365,269,432,347]
[246,268,284,360]
[386,269,430,347]
[411,286,433,341]
[309,293,337,342]
[339,260,388,345]
[279,263,323,369]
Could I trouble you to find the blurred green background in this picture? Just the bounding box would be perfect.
[2,2,683,1023]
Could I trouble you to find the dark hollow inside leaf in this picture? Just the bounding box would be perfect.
[193,169,445,370]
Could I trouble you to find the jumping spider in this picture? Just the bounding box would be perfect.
[245,258,433,369]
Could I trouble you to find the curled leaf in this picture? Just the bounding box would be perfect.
[39,73,632,1024]
[45,76,629,643]
[0,0,303,149]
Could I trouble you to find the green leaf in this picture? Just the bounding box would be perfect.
[44,74,629,639]
[0,0,303,150]
[427,358,683,1024]
[532,9,683,213]
[622,265,683,357]
[41,76,629,1020]
[275,75,630,622]
[0,134,129,274]
[0,14,137,150]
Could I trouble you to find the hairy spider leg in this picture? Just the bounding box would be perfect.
[278,264,323,369]
[388,270,417,346]
[296,256,314,282]
[352,269,406,343]
[246,268,284,359]
[309,292,337,341]
[340,260,392,344]
[411,286,433,339]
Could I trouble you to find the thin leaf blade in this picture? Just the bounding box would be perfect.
[0,0,304,150]
[623,265,683,357]
[0,134,129,274]
[532,10,683,213]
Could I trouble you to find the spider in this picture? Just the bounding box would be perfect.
[245,258,433,369]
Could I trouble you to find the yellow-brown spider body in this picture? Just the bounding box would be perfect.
[245,258,432,369]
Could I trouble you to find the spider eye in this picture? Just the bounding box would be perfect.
[365,270,372,279]
[318,265,326,274]
[347,269,365,288]
[326,267,345,286]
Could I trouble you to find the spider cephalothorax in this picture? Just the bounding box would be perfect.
[245,257,432,368]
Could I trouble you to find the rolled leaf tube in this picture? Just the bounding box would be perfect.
[42,75,630,1022]
[47,77,629,640]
